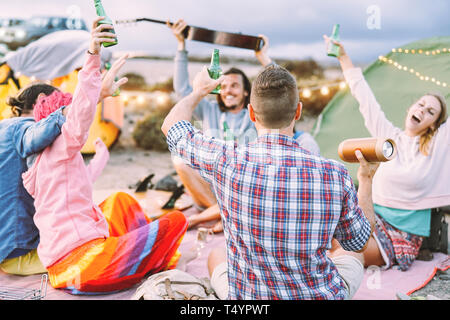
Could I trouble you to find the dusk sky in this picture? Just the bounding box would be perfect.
[2,0,449,63]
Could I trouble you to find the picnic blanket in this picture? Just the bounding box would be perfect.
[353,253,449,300]
[0,212,223,300]
[0,200,447,300]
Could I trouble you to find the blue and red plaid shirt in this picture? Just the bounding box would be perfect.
[167,120,371,300]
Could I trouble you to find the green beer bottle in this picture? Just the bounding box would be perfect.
[94,0,118,47]
[327,24,340,57]
[104,62,120,97]
[208,49,222,94]
[223,121,233,141]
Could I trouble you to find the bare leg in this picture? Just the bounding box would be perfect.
[208,247,227,277]
[328,237,385,268]
[172,157,222,229]
[211,220,223,233]
[188,204,221,229]
[172,157,216,208]
[362,237,385,267]
[328,239,365,266]
[208,247,229,299]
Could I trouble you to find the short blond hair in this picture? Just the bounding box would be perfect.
[250,65,299,129]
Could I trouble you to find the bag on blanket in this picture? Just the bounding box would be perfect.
[131,269,219,300]
[420,207,449,255]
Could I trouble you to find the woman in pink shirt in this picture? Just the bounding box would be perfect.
[324,35,449,271]
[21,18,187,295]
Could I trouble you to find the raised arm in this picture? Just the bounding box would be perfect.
[61,18,127,156]
[322,34,355,72]
[162,67,226,184]
[254,34,274,67]
[169,19,191,97]
[333,151,378,253]
[162,66,224,135]
[354,150,379,252]
[168,19,215,121]
[323,35,400,138]
[167,19,186,52]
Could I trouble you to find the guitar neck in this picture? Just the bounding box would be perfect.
[116,17,174,26]
[137,18,168,25]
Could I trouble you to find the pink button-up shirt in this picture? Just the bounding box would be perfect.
[22,53,110,267]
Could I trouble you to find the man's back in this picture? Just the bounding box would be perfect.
[167,120,371,299]
[220,134,370,299]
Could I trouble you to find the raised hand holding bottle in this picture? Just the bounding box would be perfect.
[94,0,118,47]
[327,24,340,57]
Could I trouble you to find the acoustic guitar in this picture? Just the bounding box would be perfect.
[115,18,264,51]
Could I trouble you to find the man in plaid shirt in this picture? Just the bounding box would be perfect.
[162,65,377,300]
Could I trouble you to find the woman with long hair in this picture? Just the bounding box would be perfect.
[324,35,449,271]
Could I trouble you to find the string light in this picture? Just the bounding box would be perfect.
[391,47,450,55]
[320,86,330,95]
[156,92,170,106]
[378,55,448,88]
[301,88,312,98]
[299,80,347,99]
[137,95,146,105]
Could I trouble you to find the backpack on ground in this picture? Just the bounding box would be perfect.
[418,206,449,260]
[131,269,218,300]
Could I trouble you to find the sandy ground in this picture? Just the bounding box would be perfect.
[89,106,449,300]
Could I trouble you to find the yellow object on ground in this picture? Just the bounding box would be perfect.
[0,249,47,276]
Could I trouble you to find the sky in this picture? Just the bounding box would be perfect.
[2,0,449,63]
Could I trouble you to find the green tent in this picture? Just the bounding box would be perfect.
[312,36,450,183]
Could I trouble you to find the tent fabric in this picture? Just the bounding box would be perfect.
[312,36,450,182]
[0,30,121,154]
[4,30,111,81]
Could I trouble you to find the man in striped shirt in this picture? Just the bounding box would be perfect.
[162,65,377,300]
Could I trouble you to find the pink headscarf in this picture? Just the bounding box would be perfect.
[33,90,73,122]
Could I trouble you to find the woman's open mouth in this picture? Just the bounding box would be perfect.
[412,115,421,123]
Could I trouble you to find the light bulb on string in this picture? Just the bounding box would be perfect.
[378,55,447,88]
[301,88,311,98]
[320,86,329,96]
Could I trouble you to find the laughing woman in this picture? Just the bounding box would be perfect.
[19,18,187,294]
[323,35,449,271]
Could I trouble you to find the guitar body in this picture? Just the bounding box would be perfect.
[186,26,263,51]
[116,18,264,51]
